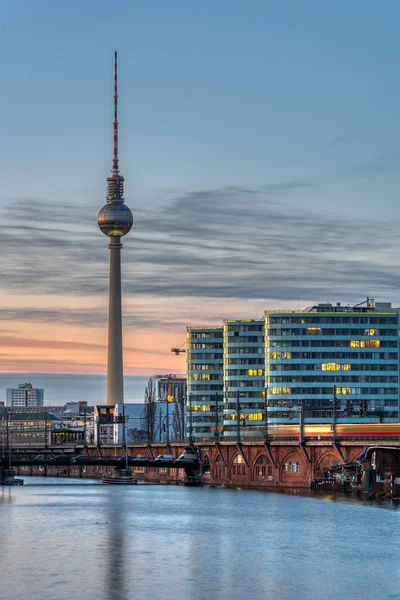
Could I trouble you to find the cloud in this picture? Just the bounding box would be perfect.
[319,135,353,152]
[346,150,400,177]
[1,184,400,330]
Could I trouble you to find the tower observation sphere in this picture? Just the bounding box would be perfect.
[98,201,133,237]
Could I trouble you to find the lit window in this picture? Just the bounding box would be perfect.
[350,340,365,348]
[202,373,210,380]
[306,328,322,335]
[271,387,291,395]
[284,352,291,359]
[248,369,257,376]
[365,340,380,348]
[343,364,351,371]
[210,425,223,433]
[365,328,379,336]
[289,462,300,473]
[321,363,341,371]
[336,387,351,395]
[257,369,264,376]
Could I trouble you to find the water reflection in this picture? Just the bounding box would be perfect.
[103,490,129,600]
[0,487,13,503]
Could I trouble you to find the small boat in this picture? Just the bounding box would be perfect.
[102,468,137,485]
[3,468,24,486]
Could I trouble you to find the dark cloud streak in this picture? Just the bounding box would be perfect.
[1,184,400,326]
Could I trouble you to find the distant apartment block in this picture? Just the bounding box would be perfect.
[223,320,265,440]
[6,383,44,408]
[186,327,224,440]
[186,300,400,441]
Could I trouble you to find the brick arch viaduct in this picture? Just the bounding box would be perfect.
[90,440,369,488]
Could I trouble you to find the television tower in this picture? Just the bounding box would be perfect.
[98,51,133,405]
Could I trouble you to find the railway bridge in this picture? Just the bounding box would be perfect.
[5,427,400,488]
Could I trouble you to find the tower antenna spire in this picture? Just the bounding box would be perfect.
[112,50,119,176]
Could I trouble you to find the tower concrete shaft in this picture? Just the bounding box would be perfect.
[106,237,124,405]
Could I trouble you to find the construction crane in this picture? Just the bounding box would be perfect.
[353,297,375,309]
[171,343,186,356]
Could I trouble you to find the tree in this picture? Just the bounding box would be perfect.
[172,392,186,442]
[143,377,157,443]
[126,427,147,443]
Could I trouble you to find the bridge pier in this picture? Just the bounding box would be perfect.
[183,466,201,486]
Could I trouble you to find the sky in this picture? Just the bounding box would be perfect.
[2,0,400,376]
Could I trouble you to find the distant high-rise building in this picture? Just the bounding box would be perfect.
[154,375,187,403]
[6,383,44,408]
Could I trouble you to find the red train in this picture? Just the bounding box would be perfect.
[269,423,400,439]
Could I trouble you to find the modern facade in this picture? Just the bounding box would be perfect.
[186,327,224,441]
[97,51,133,406]
[265,302,399,424]
[92,402,186,445]
[186,300,400,440]
[0,407,54,447]
[6,383,44,408]
[223,320,265,439]
[0,404,95,447]
[112,402,182,444]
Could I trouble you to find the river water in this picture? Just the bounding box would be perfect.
[0,478,399,600]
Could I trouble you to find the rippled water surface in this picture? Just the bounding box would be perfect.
[0,478,399,600]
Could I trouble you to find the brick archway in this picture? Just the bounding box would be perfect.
[280,450,309,486]
[230,453,248,482]
[213,454,227,482]
[253,453,274,485]
[315,451,341,477]
[348,448,365,463]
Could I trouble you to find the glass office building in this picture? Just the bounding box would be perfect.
[265,302,399,424]
[186,327,224,440]
[186,300,400,440]
[223,320,265,439]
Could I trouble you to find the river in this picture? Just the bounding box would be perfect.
[0,478,399,600]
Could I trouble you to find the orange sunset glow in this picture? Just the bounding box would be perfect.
[2,291,290,375]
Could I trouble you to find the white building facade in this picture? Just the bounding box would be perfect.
[6,383,44,408]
